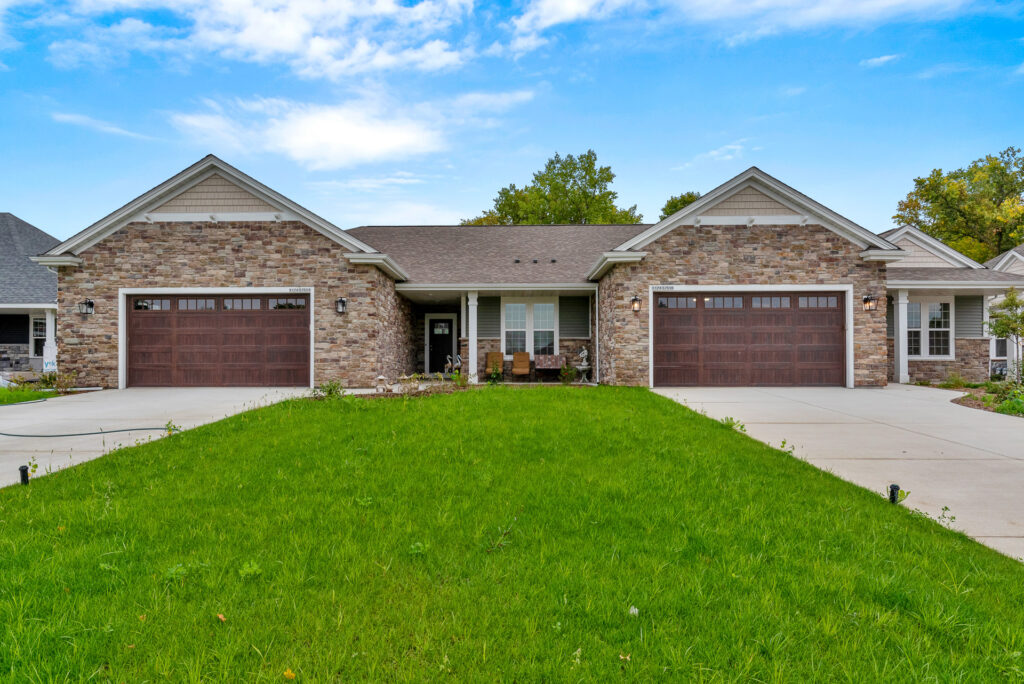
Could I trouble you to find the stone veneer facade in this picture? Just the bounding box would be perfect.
[596,224,889,387]
[57,220,415,388]
[886,337,991,384]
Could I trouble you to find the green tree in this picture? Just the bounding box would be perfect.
[988,288,1024,384]
[894,147,1024,262]
[659,191,701,220]
[460,150,642,225]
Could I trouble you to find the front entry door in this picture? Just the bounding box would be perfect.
[427,316,455,373]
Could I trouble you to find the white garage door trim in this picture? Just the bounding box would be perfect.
[117,286,316,389]
[647,284,855,389]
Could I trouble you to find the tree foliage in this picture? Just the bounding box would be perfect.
[988,288,1024,384]
[460,150,642,225]
[659,191,701,220]
[894,147,1024,262]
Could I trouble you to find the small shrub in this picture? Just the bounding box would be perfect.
[487,362,503,385]
[720,416,746,433]
[311,380,344,399]
[995,398,1024,416]
[451,369,468,388]
[559,364,577,385]
[938,373,967,389]
[35,372,77,395]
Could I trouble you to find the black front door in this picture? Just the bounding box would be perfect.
[427,317,454,373]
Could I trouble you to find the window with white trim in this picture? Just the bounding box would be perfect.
[995,338,1008,359]
[501,298,559,358]
[907,298,953,359]
[30,317,45,357]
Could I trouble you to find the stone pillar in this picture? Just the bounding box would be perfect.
[894,289,909,384]
[43,309,57,373]
[467,291,478,384]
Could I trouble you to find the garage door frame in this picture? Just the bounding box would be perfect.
[117,287,315,389]
[647,284,854,389]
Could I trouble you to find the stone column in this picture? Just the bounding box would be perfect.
[43,309,57,373]
[894,289,909,384]
[467,291,478,384]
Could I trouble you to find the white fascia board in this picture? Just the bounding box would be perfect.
[887,281,1024,289]
[859,249,907,263]
[884,225,984,268]
[991,250,1024,272]
[45,155,376,257]
[0,303,58,309]
[615,167,898,253]
[396,283,598,292]
[30,255,83,266]
[344,253,409,281]
[136,211,301,223]
[585,251,647,280]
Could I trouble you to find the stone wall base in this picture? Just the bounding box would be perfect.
[887,337,991,384]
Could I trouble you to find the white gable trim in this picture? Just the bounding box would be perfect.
[344,253,409,281]
[44,155,377,257]
[585,251,647,280]
[615,167,898,253]
[989,250,1024,273]
[883,225,983,269]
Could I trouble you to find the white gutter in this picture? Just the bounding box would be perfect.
[585,251,647,281]
[343,253,409,281]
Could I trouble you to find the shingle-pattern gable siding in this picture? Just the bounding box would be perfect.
[1003,258,1024,276]
[153,174,276,213]
[954,295,984,337]
[700,187,794,216]
[887,237,959,268]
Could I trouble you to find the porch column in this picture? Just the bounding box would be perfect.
[43,309,57,373]
[894,289,909,384]
[467,291,478,384]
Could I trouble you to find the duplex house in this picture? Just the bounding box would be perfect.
[33,155,1024,389]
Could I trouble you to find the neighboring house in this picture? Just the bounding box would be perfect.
[0,213,59,374]
[984,244,1024,376]
[33,155,1024,389]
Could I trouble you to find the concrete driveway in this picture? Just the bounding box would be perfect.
[656,384,1024,560]
[0,387,307,488]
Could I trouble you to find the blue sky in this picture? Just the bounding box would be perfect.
[0,0,1022,241]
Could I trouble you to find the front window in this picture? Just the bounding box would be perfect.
[31,317,45,357]
[505,302,527,354]
[907,299,952,358]
[995,338,1008,358]
[502,299,558,358]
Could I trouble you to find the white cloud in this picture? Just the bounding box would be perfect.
[171,88,534,170]
[51,111,152,139]
[341,200,466,225]
[29,0,474,79]
[672,139,748,169]
[916,62,972,78]
[780,86,806,97]
[310,174,427,191]
[860,53,903,67]
[512,0,972,52]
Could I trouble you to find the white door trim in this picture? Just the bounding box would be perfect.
[118,286,315,389]
[424,313,457,374]
[647,283,855,389]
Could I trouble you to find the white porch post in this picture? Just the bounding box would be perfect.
[895,289,909,384]
[467,291,478,384]
[43,309,57,373]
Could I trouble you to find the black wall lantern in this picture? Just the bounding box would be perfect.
[630,295,642,313]
[78,299,95,315]
[335,297,347,314]
[862,294,879,312]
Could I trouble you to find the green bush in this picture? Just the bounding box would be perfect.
[995,398,1024,416]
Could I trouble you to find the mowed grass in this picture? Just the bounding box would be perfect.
[0,386,56,405]
[2,387,1024,681]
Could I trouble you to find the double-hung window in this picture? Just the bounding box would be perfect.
[501,299,558,358]
[906,298,953,359]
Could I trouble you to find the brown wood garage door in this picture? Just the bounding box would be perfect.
[653,292,845,387]
[128,294,310,387]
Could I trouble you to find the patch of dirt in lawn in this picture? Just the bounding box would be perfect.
[951,387,996,413]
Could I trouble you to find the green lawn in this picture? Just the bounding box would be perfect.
[0,386,56,405]
[2,387,1023,681]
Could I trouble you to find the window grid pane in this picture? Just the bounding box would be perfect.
[996,338,1008,358]
[907,330,921,356]
[533,303,555,330]
[929,330,950,356]
[534,330,554,355]
[505,330,526,353]
[928,302,950,330]
[505,303,526,330]
[906,302,921,329]
[32,320,46,337]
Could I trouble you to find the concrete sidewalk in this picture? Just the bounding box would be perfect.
[0,387,307,488]
[655,384,1024,560]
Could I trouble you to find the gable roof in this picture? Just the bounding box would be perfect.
[346,224,650,285]
[39,155,377,259]
[614,167,900,253]
[985,244,1024,271]
[0,213,59,305]
[879,225,984,269]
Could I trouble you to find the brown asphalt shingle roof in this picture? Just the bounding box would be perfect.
[345,224,651,284]
[887,267,1024,283]
[985,244,1024,268]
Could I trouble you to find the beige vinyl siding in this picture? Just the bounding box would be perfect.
[887,237,960,268]
[1001,258,1024,275]
[154,174,276,213]
[701,186,794,216]
[558,296,591,338]
[954,295,985,337]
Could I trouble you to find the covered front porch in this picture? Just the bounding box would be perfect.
[0,304,57,379]
[396,285,598,383]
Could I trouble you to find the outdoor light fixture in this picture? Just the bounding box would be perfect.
[630,295,642,313]
[336,297,347,314]
[862,294,879,312]
[77,299,95,315]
